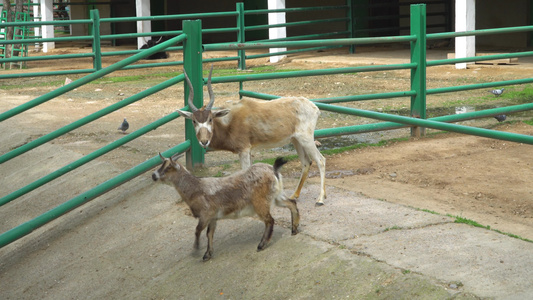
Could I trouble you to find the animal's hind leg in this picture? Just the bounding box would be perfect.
[275,196,300,235]
[257,213,274,251]
[290,139,312,201]
[203,220,217,261]
[294,137,326,205]
[307,143,326,205]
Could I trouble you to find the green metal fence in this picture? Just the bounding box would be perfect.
[0,22,204,248]
[1,4,533,249]
[0,2,351,78]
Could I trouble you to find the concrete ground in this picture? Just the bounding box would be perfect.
[1,145,532,299]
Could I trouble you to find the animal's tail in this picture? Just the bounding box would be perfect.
[273,157,288,179]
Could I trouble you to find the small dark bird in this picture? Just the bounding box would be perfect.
[494,114,507,122]
[489,88,505,96]
[118,118,129,133]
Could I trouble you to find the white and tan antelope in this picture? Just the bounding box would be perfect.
[152,153,299,261]
[177,67,327,205]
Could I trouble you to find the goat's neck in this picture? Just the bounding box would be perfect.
[210,118,241,153]
[170,170,202,202]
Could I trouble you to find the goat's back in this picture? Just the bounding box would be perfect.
[199,163,282,218]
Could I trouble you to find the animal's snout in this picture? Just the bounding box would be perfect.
[200,140,210,148]
[197,127,212,149]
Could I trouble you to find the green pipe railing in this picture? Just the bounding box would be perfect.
[0,3,352,78]
[209,63,417,84]
[0,74,185,165]
[0,20,206,249]
[0,109,185,207]
[0,34,187,123]
[314,103,533,145]
[0,141,191,249]
[0,37,187,164]
[239,90,533,138]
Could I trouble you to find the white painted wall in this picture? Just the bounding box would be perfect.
[455,0,475,69]
[268,0,286,63]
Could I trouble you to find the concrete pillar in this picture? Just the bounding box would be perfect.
[455,0,475,69]
[268,0,286,63]
[136,0,151,49]
[41,0,54,52]
[32,0,41,51]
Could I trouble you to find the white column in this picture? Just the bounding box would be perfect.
[268,0,286,63]
[40,0,54,52]
[136,0,151,49]
[32,0,41,51]
[455,0,475,69]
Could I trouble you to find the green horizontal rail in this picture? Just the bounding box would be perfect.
[239,90,417,104]
[203,35,417,51]
[245,45,344,60]
[315,103,533,144]
[0,141,191,249]
[245,5,348,15]
[246,17,349,31]
[0,19,91,27]
[0,34,186,123]
[0,69,95,80]
[0,74,185,164]
[0,52,95,63]
[315,103,533,145]
[428,51,533,66]
[99,11,238,23]
[0,109,185,207]
[252,31,350,43]
[428,77,533,95]
[0,35,94,45]
[428,24,533,40]
[209,64,416,84]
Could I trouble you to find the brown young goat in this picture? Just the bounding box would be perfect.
[152,153,300,261]
[177,66,327,205]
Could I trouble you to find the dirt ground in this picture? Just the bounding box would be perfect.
[1,46,532,242]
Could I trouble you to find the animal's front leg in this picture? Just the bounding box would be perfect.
[239,149,252,170]
[203,220,217,261]
[194,218,209,250]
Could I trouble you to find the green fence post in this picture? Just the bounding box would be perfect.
[90,9,102,71]
[182,19,205,169]
[409,4,427,137]
[236,2,246,70]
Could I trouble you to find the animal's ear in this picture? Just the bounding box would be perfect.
[176,109,193,119]
[212,109,230,118]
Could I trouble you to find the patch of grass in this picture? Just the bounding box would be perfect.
[402,269,411,275]
[383,225,402,232]
[321,137,409,156]
[524,119,533,126]
[452,215,487,229]
[449,214,533,243]
[0,79,64,90]
[417,208,440,215]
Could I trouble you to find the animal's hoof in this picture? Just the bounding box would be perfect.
[315,202,325,207]
[292,229,299,235]
[257,243,267,252]
[202,254,212,261]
